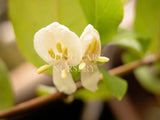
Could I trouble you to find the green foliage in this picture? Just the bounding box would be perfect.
[134,0,160,53]
[7,0,141,101]
[70,65,80,81]
[0,59,14,110]
[9,0,124,69]
[76,68,127,101]
[79,0,124,44]
[110,29,150,63]
[121,51,140,64]
[75,82,112,101]
[134,65,160,95]
[9,0,87,69]
[37,85,57,96]
[99,68,127,100]
[120,0,128,5]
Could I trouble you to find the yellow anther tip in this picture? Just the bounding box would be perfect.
[62,47,68,57]
[97,56,110,62]
[48,48,55,58]
[37,65,50,74]
[56,42,62,53]
[88,39,97,54]
[61,69,67,79]
[79,62,86,70]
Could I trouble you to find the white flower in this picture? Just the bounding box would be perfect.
[34,23,109,94]
[79,24,110,92]
[34,22,82,94]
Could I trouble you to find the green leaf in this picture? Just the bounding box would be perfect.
[79,0,123,44]
[120,0,129,5]
[9,0,87,70]
[75,82,112,101]
[110,29,150,56]
[110,29,150,63]
[99,68,127,100]
[37,84,57,96]
[134,0,160,53]
[70,65,80,81]
[153,62,160,72]
[121,51,141,64]
[0,59,14,110]
[76,68,127,101]
[134,65,160,95]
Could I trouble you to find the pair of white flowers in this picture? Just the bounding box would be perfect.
[34,22,109,94]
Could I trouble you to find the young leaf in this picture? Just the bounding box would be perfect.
[70,65,80,81]
[37,85,57,96]
[79,0,123,44]
[75,82,112,101]
[121,51,141,64]
[0,59,14,110]
[134,65,160,95]
[120,0,129,5]
[109,29,150,63]
[99,68,127,100]
[110,29,150,56]
[134,0,160,53]
[9,0,87,69]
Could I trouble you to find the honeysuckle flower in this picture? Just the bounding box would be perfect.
[79,24,110,92]
[34,22,82,94]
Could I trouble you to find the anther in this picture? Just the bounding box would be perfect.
[48,48,55,58]
[97,56,110,62]
[79,62,86,70]
[61,69,67,79]
[56,42,62,53]
[62,47,68,57]
[37,64,50,74]
[90,39,97,53]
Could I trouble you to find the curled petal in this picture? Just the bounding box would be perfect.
[81,64,100,92]
[80,24,101,56]
[34,22,82,65]
[53,65,77,94]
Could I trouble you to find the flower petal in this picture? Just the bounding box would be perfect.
[81,64,100,92]
[34,22,82,65]
[53,65,77,94]
[80,24,101,56]
[61,29,82,66]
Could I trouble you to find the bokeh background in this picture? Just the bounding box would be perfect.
[0,0,160,120]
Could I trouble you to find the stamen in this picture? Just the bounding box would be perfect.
[90,39,97,53]
[56,55,61,60]
[37,64,50,74]
[48,48,55,58]
[56,42,62,53]
[61,69,67,79]
[87,55,92,61]
[79,62,86,70]
[62,47,68,57]
[97,56,110,62]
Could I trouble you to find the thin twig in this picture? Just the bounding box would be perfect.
[0,55,159,118]
[0,92,63,118]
